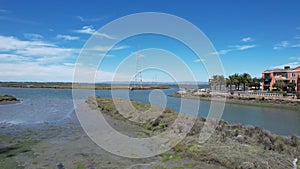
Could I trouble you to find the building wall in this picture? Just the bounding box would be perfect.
[262,66,300,92]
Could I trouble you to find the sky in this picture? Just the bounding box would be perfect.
[1,0,300,82]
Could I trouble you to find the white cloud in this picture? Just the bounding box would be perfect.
[234,44,256,50]
[74,25,115,39]
[56,34,79,40]
[0,54,28,62]
[76,16,105,22]
[24,33,43,40]
[0,35,78,65]
[0,62,75,82]
[211,44,255,56]
[76,16,84,22]
[85,45,128,52]
[0,35,55,51]
[241,37,253,42]
[273,41,289,50]
[210,49,232,55]
[0,35,134,82]
[193,58,205,62]
[271,62,300,69]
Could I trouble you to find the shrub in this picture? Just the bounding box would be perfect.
[297,91,300,99]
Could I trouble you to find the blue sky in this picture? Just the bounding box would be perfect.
[0,0,300,82]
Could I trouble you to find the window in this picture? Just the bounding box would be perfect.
[264,73,271,79]
[274,73,279,77]
[292,80,296,83]
[282,73,287,78]
[292,73,296,78]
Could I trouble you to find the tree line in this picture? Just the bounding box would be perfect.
[209,73,260,91]
[209,73,297,92]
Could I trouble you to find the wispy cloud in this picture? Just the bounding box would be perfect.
[233,44,256,50]
[85,45,129,52]
[0,54,28,62]
[193,58,205,62]
[273,41,289,50]
[0,35,78,64]
[24,33,43,40]
[76,15,105,22]
[0,36,54,51]
[211,49,232,55]
[241,37,253,42]
[74,25,115,39]
[289,56,300,61]
[291,44,300,48]
[297,26,300,30]
[212,44,255,55]
[271,62,300,69]
[56,34,80,40]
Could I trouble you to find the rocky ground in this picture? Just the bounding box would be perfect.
[0,96,299,169]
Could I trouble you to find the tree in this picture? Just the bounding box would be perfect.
[287,82,296,92]
[231,73,241,90]
[240,73,252,91]
[249,77,261,90]
[272,80,287,91]
[209,75,226,90]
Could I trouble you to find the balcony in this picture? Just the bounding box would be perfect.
[263,78,272,83]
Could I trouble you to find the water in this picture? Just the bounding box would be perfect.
[0,87,299,136]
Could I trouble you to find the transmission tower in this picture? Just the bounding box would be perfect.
[134,45,143,89]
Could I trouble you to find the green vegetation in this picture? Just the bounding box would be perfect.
[210,73,261,91]
[0,95,18,102]
[297,91,300,99]
[92,97,300,169]
[75,165,84,169]
[184,163,197,167]
[161,153,182,162]
[0,140,38,169]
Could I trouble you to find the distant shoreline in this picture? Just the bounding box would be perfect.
[0,82,170,90]
[169,93,300,111]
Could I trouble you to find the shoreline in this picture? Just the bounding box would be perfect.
[0,97,299,168]
[169,93,300,111]
[0,84,170,90]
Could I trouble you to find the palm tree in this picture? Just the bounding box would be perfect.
[240,73,252,91]
[287,82,296,92]
[231,73,241,90]
[209,75,226,90]
[250,77,261,90]
[228,75,237,91]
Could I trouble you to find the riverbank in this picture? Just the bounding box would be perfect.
[169,92,300,111]
[88,97,300,168]
[1,97,299,168]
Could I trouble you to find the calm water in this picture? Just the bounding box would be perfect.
[0,87,299,136]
